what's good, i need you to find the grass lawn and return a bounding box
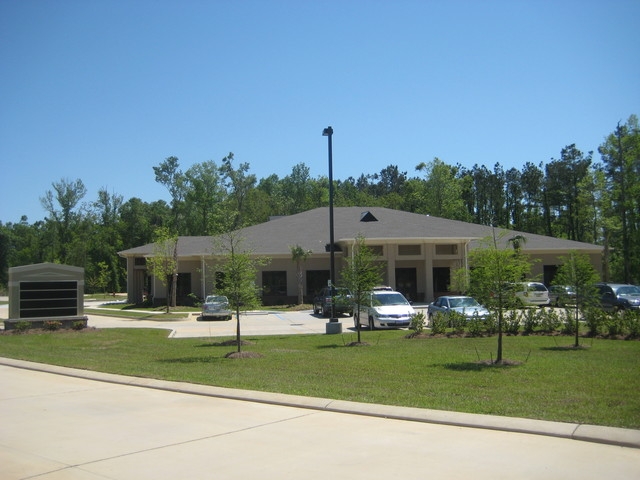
[1,327,638,429]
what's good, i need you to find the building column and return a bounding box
[424,244,434,303]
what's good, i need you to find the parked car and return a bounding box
[549,285,577,307]
[200,295,232,320]
[427,296,490,324]
[512,282,550,307]
[313,287,353,317]
[354,289,415,330]
[595,283,640,311]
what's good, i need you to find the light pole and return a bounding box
[322,126,339,327]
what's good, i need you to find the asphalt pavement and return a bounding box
[1,299,640,479]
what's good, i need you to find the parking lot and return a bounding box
[77,300,428,338]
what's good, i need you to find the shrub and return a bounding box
[504,309,521,335]
[72,320,86,331]
[605,312,624,337]
[430,312,447,335]
[584,307,607,337]
[409,311,426,335]
[539,308,562,334]
[561,311,577,335]
[483,314,497,336]
[14,320,31,333]
[449,311,466,335]
[522,308,539,335]
[622,310,640,338]
[43,320,63,331]
[467,315,485,337]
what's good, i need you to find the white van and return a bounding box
[513,282,550,307]
[354,290,415,329]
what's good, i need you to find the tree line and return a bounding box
[1,115,638,293]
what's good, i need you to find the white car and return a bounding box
[354,290,415,330]
[513,282,550,307]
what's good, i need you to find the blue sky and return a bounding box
[1,0,638,224]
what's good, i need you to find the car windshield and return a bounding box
[205,296,227,303]
[450,297,480,308]
[373,293,409,306]
[528,283,547,292]
[617,286,640,295]
[332,288,351,296]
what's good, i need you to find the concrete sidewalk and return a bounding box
[1,358,639,480]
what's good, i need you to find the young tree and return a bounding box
[290,244,312,305]
[457,230,532,363]
[217,233,268,354]
[145,226,178,313]
[341,235,384,344]
[552,251,600,348]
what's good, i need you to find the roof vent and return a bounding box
[360,211,378,222]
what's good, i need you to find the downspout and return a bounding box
[201,255,206,300]
[464,240,470,289]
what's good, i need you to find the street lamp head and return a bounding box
[322,126,333,136]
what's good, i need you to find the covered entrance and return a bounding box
[395,268,417,302]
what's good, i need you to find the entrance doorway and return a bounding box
[395,268,417,302]
[433,267,450,296]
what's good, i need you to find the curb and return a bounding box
[2,357,639,450]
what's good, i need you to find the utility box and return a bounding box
[5,263,87,330]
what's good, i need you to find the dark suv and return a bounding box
[313,287,353,317]
[595,283,640,311]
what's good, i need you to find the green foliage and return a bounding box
[466,315,485,337]
[409,310,426,335]
[504,309,521,335]
[14,320,31,333]
[458,230,533,361]
[584,307,608,337]
[430,312,447,335]
[539,308,562,334]
[290,244,312,305]
[216,233,269,352]
[622,310,640,338]
[448,311,466,335]
[71,320,86,331]
[483,314,497,335]
[341,235,384,342]
[521,309,539,335]
[146,226,178,312]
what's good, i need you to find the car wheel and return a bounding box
[322,306,330,318]
[369,317,375,331]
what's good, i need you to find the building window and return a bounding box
[435,244,458,255]
[398,244,421,256]
[262,271,287,296]
[134,257,146,266]
[369,245,384,256]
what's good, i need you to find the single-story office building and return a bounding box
[118,207,604,306]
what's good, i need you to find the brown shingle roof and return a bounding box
[118,207,603,257]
